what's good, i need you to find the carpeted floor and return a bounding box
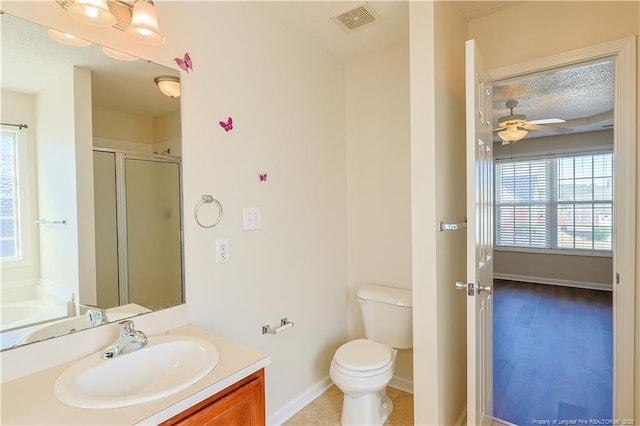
[493,280,613,425]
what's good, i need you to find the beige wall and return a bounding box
[434,2,470,423]
[410,1,469,424]
[92,106,154,144]
[1,2,349,419]
[345,43,413,386]
[636,2,640,419]
[468,0,639,419]
[34,68,90,302]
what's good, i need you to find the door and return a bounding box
[465,39,494,426]
[125,157,183,310]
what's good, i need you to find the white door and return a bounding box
[465,39,494,426]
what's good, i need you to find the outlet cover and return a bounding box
[215,238,229,263]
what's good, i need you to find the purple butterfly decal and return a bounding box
[259,173,267,182]
[174,53,193,73]
[219,117,233,132]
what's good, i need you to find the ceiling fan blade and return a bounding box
[523,123,572,134]
[527,118,566,125]
[493,126,507,132]
[562,110,614,127]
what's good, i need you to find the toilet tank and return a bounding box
[357,284,413,349]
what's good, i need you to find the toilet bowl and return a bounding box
[330,339,396,425]
[330,284,412,426]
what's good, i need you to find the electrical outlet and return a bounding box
[215,238,229,263]
[243,207,261,230]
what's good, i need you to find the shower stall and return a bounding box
[93,149,183,310]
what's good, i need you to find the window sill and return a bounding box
[494,246,613,258]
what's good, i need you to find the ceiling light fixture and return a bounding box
[154,76,180,98]
[102,46,138,61]
[56,0,165,44]
[47,29,93,47]
[67,0,116,27]
[126,0,165,45]
[498,123,528,143]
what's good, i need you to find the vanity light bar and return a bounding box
[56,0,132,31]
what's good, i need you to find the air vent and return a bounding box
[331,2,380,32]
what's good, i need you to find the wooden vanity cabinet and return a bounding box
[160,369,265,426]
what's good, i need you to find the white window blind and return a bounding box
[0,129,21,261]
[495,153,613,252]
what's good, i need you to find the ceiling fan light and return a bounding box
[498,124,528,143]
[155,76,180,98]
[68,0,116,27]
[126,0,165,45]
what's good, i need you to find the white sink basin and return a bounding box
[54,335,219,408]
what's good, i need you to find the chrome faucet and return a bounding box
[83,305,108,327]
[101,320,148,359]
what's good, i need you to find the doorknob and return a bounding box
[455,281,474,296]
[477,283,492,294]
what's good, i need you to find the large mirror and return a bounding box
[0,12,183,350]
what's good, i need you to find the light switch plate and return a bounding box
[243,208,261,230]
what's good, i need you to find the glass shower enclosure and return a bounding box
[93,150,183,310]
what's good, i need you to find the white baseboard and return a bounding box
[493,273,612,292]
[455,406,467,426]
[267,374,414,425]
[389,375,413,394]
[267,376,333,426]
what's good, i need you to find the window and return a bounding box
[1,128,22,261]
[495,152,613,252]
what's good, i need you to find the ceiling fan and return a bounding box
[494,99,568,144]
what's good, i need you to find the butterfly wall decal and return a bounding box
[174,53,193,73]
[259,173,268,182]
[219,117,233,132]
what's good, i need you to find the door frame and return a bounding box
[489,37,636,419]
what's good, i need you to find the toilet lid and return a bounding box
[333,339,392,372]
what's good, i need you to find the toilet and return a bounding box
[330,284,413,425]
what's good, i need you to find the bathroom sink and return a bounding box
[54,335,219,408]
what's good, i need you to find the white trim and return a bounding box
[494,273,612,292]
[490,36,636,420]
[266,376,333,426]
[493,144,613,161]
[455,406,467,426]
[388,375,413,394]
[490,416,519,426]
[494,247,613,258]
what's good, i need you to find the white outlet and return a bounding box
[243,208,262,230]
[215,238,229,263]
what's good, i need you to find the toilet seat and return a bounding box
[332,339,393,377]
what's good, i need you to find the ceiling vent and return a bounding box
[331,2,380,32]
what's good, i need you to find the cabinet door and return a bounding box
[162,369,265,426]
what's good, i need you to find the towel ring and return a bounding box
[194,195,223,228]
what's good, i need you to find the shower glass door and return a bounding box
[93,150,183,310]
[124,157,182,310]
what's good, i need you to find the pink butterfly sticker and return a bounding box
[174,53,193,73]
[259,173,268,182]
[219,117,233,132]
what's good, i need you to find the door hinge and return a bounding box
[616,273,620,284]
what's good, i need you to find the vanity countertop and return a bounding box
[0,324,271,425]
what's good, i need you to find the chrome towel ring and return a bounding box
[194,194,223,228]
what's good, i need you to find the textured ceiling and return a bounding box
[493,60,615,141]
[1,13,179,117]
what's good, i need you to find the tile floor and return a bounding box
[283,384,514,425]
[283,385,414,426]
